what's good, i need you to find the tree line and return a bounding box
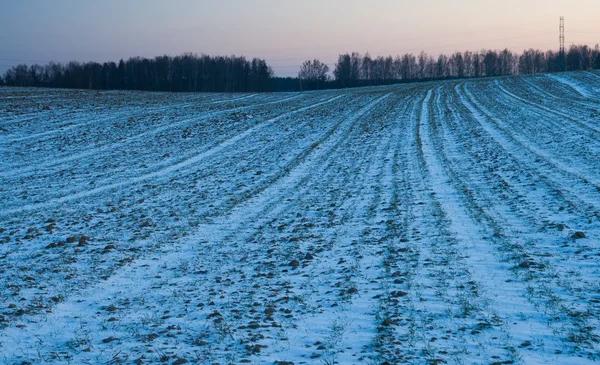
[0,53,273,92]
[1,44,599,92]
[298,44,600,90]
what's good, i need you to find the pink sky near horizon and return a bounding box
[1,0,599,76]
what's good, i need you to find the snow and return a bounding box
[546,73,596,98]
[1,72,599,364]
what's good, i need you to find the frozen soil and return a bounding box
[1,72,599,364]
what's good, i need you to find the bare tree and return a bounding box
[298,59,329,90]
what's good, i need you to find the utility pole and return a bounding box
[559,16,565,55]
[559,16,566,71]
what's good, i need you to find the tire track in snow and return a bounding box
[0,94,344,216]
[362,87,504,363]
[494,79,600,136]
[0,93,375,337]
[520,75,600,109]
[448,82,600,281]
[546,74,594,98]
[0,102,192,144]
[445,84,588,246]
[391,89,476,363]
[0,94,304,178]
[209,93,258,104]
[454,83,600,358]
[0,92,219,131]
[0,105,109,128]
[458,82,600,213]
[429,85,600,362]
[273,93,403,364]
[0,94,306,183]
[491,79,600,185]
[397,87,522,364]
[0,92,394,364]
[189,92,394,362]
[361,88,467,363]
[192,93,392,242]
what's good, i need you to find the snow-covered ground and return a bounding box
[1,71,599,364]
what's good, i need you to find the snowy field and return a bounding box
[1,71,600,365]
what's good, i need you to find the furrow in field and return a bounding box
[0,104,109,128]
[489,79,600,184]
[0,94,346,216]
[0,101,195,144]
[2,74,600,364]
[0,90,253,129]
[409,87,521,364]
[452,83,600,360]
[0,91,394,364]
[0,92,374,324]
[0,91,284,152]
[209,93,258,104]
[515,74,600,110]
[437,84,600,362]
[457,81,600,226]
[458,82,600,214]
[520,75,563,100]
[0,93,302,185]
[271,93,404,364]
[546,74,595,98]
[0,91,212,132]
[186,93,394,362]
[0,91,379,328]
[445,84,600,278]
[359,87,510,364]
[0,93,304,177]
[516,74,600,109]
[494,79,600,136]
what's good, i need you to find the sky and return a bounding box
[1,0,599,76]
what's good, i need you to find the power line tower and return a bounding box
[559,16,565,54]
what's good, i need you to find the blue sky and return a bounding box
[1,0,599,76]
